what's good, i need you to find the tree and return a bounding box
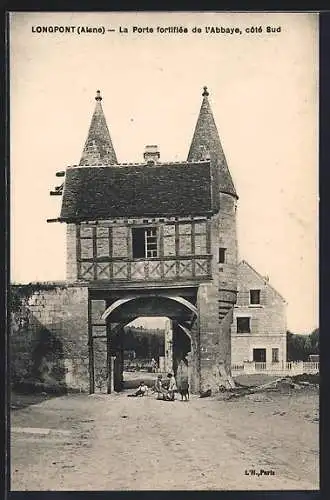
[309,328,319,353]
[287,328,319,361]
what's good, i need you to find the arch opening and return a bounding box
[92,294,197,394]
[107,316,193,393]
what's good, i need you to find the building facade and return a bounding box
[46,87,239,393]
[231,260,287,365]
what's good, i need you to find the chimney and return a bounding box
[144,145,160,165]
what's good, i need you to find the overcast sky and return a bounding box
[10,12,318,334]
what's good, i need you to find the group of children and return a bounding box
[128,373,189,401]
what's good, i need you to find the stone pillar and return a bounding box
[90,299,107,393]
[158,356,165,372]
[164,318,173,373]
[198,283,224,393]
[188,320,200,394]
[218,307,234,375]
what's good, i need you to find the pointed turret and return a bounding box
[79,90,118,166]
[187,87,237,198]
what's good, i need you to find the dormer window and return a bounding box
[132,227,158,258]
[250,289,261,305]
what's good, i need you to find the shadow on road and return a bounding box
[10,391,61,411]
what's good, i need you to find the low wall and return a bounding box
[10,283,89,393]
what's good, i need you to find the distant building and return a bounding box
[231,260,287,365]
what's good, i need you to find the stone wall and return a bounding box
[195,192,238,393]
[231,334,286,365]
[66,224,78,282]
[10,283,89,392]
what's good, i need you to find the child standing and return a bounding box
[166,373,177,401]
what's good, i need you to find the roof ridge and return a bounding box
[67,160,211,169]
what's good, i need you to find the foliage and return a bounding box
[10,290,23,313]
[122,326,165,359]
[11,379,68,395]
[287,328,319,361]
[95,368,108,390]
[10,283,67,312]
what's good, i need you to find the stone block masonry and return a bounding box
[10,283,89,392]
[66,224,78,281]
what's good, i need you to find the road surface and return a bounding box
[11,388,319,491]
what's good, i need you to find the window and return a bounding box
[253,348,266,363]
[145,228,158,257]
[219,248,226,264]
[250,289,261,305]
[237,317,250,333]
[272,348,279,363]
[132,227,158,258]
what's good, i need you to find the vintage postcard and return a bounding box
[9,11,319,491]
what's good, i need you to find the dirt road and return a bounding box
[10,388,319,491]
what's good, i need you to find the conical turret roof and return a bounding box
[187,87,237,198]
[79,90,117,166]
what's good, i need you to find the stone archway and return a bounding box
[101,295,198,322]
[89,290,199,394]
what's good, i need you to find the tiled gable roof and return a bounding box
[60,162,215,220]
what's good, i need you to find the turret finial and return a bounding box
[202,86,209,97]
[79,88,117,166]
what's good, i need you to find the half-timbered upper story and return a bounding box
[60,159,217,284]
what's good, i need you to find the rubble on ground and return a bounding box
[218,373,319,400]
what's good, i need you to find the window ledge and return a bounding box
[132,257,159,261]
[234,305,264,309]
